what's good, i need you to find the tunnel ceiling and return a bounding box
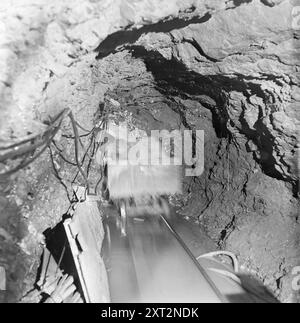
[0,0,299,303]
[95,0,299,189]
[1,0,298,187]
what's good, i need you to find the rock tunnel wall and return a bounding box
[0,0,299,302]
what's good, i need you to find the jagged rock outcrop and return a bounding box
[0,0,299,303]
[98,0,299,187]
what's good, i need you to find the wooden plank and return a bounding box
[64,195,110,303]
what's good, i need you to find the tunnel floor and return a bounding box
[0,0,299,304]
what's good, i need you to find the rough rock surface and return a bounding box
[0,0,299,303]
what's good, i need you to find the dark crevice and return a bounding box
[232,0,253,5]
[182,38,220,63]
[260,0,276,7]
[95,13,212,59]
[124,45,266,137]
[44,223,85,301]
[225,0,253,10]
[125,46,271,103]
[218,215,236,247]
[239,105,285,183]
[253,114,284,179]
[117,45,297,191]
